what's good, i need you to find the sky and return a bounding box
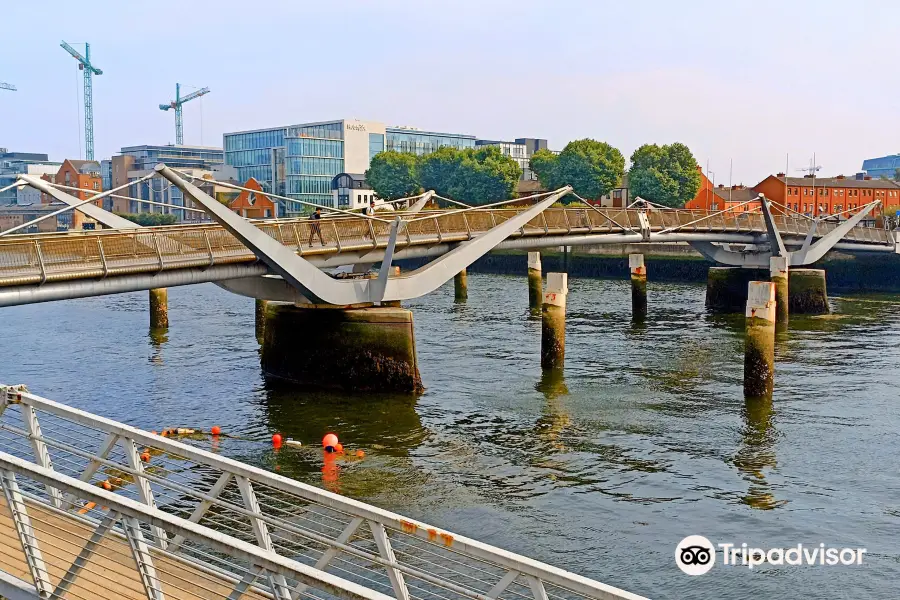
[1,0,897,185]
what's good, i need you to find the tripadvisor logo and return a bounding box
[675,536,867,575]
[676,535,715,576]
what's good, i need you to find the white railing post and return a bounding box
[122,515,166,600]
[123,437,168,549]
[22,403,62,508]
[0,469,52,597]
[369,521,411,600]
[236,475,292,599]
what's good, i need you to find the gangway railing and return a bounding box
[0,384,646,600]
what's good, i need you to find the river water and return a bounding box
[1,274,898,599]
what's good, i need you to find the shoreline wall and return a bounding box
[398,246,900,293]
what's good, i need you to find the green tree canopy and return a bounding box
[114,212,178,226]
[628,142,701,208]
[418,146,465,198]
[406,145,521,205]
[364,151,420,200]
[449,146,521,204]
[530,139,625,199]
[894,167,900,181]
[529,148,561,189]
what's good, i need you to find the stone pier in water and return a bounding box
[744,281,776,398]
[260,303,423,393]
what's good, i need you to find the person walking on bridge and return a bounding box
[363,199,376,240]
[308,206,325,246]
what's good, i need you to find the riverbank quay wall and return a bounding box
[406,246,900,293]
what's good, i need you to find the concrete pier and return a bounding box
[528,252,542,314]
[629,254,647,320]
[149,288,169,329]
[788,269,829,314]
[744,281,776,398]
[454,269,468,302]
[541,273,567,370]
[769,256,789,323]
[706,267,764,312]
[255,299,268,341]
[260,303,422,393]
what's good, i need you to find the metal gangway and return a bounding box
[0,384,645,600]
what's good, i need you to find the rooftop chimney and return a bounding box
[864,175,872,180]
[718,184,724,188]
[836,174,845,179]
[776,172,785,177]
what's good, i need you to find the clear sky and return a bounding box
[1,0,897,185]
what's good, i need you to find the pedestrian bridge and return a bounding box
[0,384,644,600]
[0,164,896,307]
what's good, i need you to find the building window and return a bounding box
[93,182,99,190]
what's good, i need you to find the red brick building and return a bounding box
[685,167,759,212]
[42,159,103,229]
[754,173,900,218]
[228,178,277,219]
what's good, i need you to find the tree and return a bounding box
[530,148,561,190]
[894,168,900,181]
[418,146,465,198]
[114,212,178,226]
[419,146,520,205]
[629,142,701,208]
[532,139,624,199]
[365,151,420,200]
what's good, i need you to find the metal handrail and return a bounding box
[0,450,395,600]
[0,385,646,600]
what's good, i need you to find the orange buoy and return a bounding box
[356,449,365,458]
[272,433,283,448]
[211,425,221,436]
[334,443,344,454]
[101,480,112,491]
[140,452,151,463]
[322,433,339,449]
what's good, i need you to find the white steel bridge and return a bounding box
[0,164,896,307]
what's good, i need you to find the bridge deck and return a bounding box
[0,496,268,600]
[0,207,891,288]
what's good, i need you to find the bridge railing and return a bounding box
[0,207,890,288]
[0,385,645,600]
[0,450,395,600]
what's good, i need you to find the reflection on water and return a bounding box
[733,395,784,510]
[1,277,899,599]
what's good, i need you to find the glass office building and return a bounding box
[118,145,224,171]
[385,127,476,155]
[224,120,474,214]
[862,154,900,179]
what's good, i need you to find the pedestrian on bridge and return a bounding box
[308,207,325,246]
[363,199,377,240]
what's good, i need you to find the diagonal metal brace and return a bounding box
[406,190,435,214]
[758,194,787,257]
[18,174,140,230]
[371,217,401,303]
[790,201,880,265]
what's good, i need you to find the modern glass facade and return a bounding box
[224,120,475,214]
[285,122,344,210]
[101,159,112,191]
[862,154,900,179]
[385,128,476,155]
[0,152,61,205]
[119,145,224,172]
